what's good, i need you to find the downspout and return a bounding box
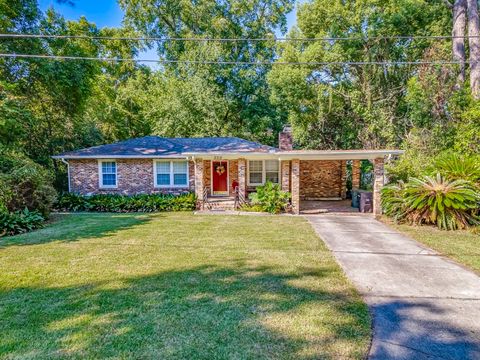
[61,158,71,193]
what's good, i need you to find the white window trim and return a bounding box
[153,160,189,188]
[247,159,280,186]
[98,160,118,189]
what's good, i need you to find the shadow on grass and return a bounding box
[0,213,152,248]
[0,265,370,359]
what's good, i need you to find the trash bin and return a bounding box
[351,189,360,208]
[359,191,373,213]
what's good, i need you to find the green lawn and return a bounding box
[389,222,480,273]
[0,213,370,359]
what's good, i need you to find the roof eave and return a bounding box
[51,154,191,160]
[52,149,404,160]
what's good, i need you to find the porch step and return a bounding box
[204,197,236,211]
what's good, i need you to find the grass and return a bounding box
[388,221,480,273]
[0,212,370,359]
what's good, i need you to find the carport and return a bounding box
[277,150,404,216]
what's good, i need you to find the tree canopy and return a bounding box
[0,0,479,190]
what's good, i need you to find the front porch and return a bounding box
[193,153,389,215]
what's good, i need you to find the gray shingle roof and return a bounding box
[53,136,277,158]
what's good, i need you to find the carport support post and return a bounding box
[341,160,347,199]
[352,160,361,189]
[194,158,204,208]
[373,157,385,217]
[291,159,300,214]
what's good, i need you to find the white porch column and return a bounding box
[373,157,385,217]
[291,159,300,214]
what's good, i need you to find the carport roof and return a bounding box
[276,149,404,160]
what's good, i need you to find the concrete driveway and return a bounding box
[306,214,480,360]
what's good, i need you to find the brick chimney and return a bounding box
[278,125,293,150]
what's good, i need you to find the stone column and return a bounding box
[340,160,347,199]
[291,159,300,214]
[352,160,361,189]
[238,158,247,200]
[373,157,385,217]
[194,159,204,207]
[281,160,290,192]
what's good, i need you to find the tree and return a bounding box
[118,0,295,144]
[268,0,451,149]
[0,3,138,188]
[449,0,467,86]
[467,0,480,98]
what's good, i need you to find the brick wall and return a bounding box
[70,159,99,194]
[281,160,290,192]
[69,157,347,201]
[229,160,238,196]
[69,159,194,195]
[299,160,345,199]
[352,160,361,189]
[278,125,293,150]
[203,160,211,192]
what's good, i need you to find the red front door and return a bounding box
[212,161,228,195]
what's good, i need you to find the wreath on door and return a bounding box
[215,164,226,176]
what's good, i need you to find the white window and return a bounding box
[99,161,117,188]
[248,160,263,185]
[248,160,279,185]
[265,160,279,183]
[154,160,189,187]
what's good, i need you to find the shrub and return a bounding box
[0,208,45,237]
[248,182,290,214]
[382,174,480,230]
[55,192,196,213]
[0,149,56,216]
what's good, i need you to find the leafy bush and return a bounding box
[382,174,480,230]
[0,208,45,237]
[0,148,56,216]
[385,129,438,183]
[247,182,290,214]
[55,192,196,213]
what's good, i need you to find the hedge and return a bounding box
[55,193,196,213]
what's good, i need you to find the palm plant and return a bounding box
[403,174,480,230]
[381,181,406,221]
[433,153,480,184]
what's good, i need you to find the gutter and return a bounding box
[51,155,191,160]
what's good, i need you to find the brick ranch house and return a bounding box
[53,127,403,214]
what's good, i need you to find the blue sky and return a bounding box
[38,0,298,64]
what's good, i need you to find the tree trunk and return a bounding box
[467,0,480,98]
[453,0,467,86]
